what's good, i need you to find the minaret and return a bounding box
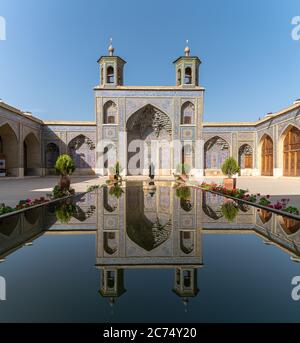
[173,40,201,87]
[173,267,199,306]
[97,38,126,87]
[99,268,126,305]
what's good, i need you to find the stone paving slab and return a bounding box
[0,176,104,207]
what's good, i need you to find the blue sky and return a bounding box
[0,0,299,122]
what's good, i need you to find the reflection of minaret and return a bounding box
[173,267,199,311]
[99,268,126,306]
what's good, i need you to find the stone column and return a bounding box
[18,123,24,178]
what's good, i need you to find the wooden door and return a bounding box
[261,136,273,176]
[283,127,300,176]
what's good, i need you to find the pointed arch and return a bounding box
[280,124,300,176]
[68,134,96,172]
[184,67,192,84]
[204,136,230,171]
[0,123,19,176]
[23,132,41,176]
[181,101,195,125]
[106,66,114,83]
[126,104,172,176]
[239,144,253,169]
[45,142,59,171]
[259,134,273,176]
[103,100,118,124]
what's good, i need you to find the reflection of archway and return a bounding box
[0,214,19,237]
[0,123,19,176]
[126,185,172,251]
[127,215,172,251]
[204,136,229,173]
[23,133,41,176]
[103,232,118,255]
[282,126,300,176]
[258,209,272,224]
[279,216,300,235]
[180,231,194,254]
[68,135,95,173]
[202,192,223,220]
[260,135,273,176]
[103,186,117,212]
[24,208,40,226]
[126,104,172,176]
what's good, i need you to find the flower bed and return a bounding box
[198,182,300,220]
[0,197,50,216]
[15,197,49,210]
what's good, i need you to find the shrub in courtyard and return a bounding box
[221,157,240,178]
[55,154,75,192]
[221,157,240,190]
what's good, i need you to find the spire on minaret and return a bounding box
[108,38,114,56]
[184,40,190,57]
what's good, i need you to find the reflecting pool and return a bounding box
[0,181,300,323]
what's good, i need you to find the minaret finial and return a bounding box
[184,39,190,57]
[108,37,114,56]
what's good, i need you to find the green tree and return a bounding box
[221,157,240,178]
[55,154,75,192]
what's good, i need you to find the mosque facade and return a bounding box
[1,42,300,178]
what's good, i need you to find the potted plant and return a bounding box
[55,154,75,192]
[175,163,191,183]
[221,157,240,190]
[109,162,122,181]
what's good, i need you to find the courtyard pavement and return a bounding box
[0,175,300,208]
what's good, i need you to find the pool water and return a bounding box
[0,181,300,323]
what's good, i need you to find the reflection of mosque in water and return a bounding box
[97,182,202,306]
[1,182,300,307]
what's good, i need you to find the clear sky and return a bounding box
[0,0,299,122]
